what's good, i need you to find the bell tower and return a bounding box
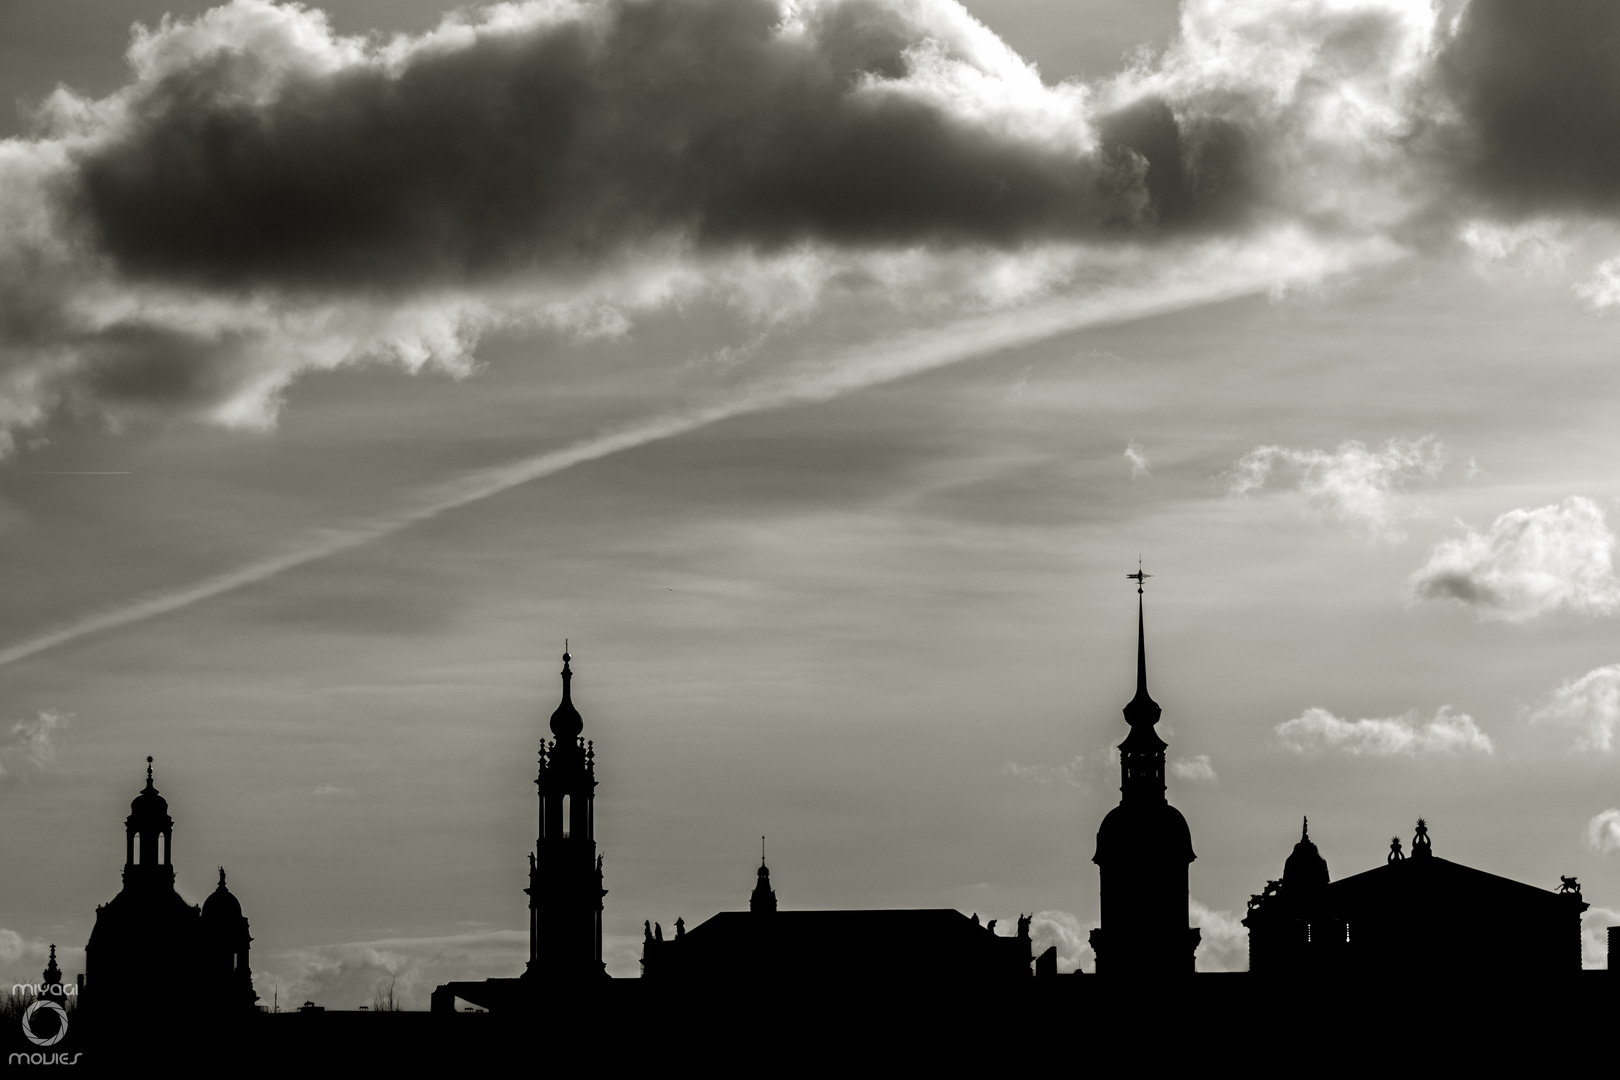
[125,756,175,889]
[1090,569,1199,975]
[526,648,608,982]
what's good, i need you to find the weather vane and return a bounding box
[1126,558,1151,594]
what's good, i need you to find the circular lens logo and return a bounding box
[21,1000,68,1047]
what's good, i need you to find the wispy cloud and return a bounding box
[1409,496,1620,620]
[0,710,69,777]
[0,232,1384,669]
[1526,664,1620,751]
[1226,436,1444,542]
[1001,755,1087,788]
[1586,810,1620,854]
[254,929,528,1011]
[1275,705,1492,756]
[1123,441,1151,479]
[1170,754,1216,781]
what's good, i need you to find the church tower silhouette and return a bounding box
[526,648,608,982]
[1090,573,1200,975]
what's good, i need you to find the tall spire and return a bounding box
[1123,565,1161,729]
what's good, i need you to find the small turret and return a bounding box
[751,839,777,914]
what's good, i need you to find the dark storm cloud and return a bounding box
[1440,0,1620,215]
[14,0,1619,452]
[61,0,1248,291]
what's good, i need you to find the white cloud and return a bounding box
[1527,665,1620,752]
[1575,257,1620,310]
[1586,810,1620,854]
[0,710,69,778]
[1275,705,1492,756]
[1123,441,1151,479]
[1409,496,1620,620]
[1226,436,1444,541]
[1001,755,1086,787]
[1028,909,1095,974]
[1460,218,1573,275]
[1171,754,1216,781]
[1190,899,1247,972]
[1582,906,1620,969]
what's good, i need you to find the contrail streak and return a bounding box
[0,234,1393,668]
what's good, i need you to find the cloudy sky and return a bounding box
[2,0,1620,1004]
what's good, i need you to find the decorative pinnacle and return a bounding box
[1302,816,1309,841]
[146,755,154,782]
[761,835,766,868]
[218,866,227,888]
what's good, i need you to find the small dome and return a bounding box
[1283,818,1329,890]
[202,867,243,921]
[130,756,168,817]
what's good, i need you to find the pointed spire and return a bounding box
[1122,567,1161,730]
[1302,816,1310,842]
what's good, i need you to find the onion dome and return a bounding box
[203,866,243,921]
[549,648,584,740]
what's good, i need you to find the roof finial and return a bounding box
[146,755,153,782]
[1302,816,1309,842]
[218,866,227,888]
[761,835,766,868]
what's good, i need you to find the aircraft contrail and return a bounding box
[0,234,1393,669]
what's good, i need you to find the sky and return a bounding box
[1,0,1619,1006]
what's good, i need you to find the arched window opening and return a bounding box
[562,795,571,839]
[157,833,165,865]
[132,833,140,864]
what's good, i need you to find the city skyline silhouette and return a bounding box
[4,1,1620,1063]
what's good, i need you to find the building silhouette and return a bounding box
[1089,575,1199,975]
[1244,818,1588,975]
[433,650,608,1012]
[639,856,1034,983]
[527,648,608,983]
[83,758,256,1015]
